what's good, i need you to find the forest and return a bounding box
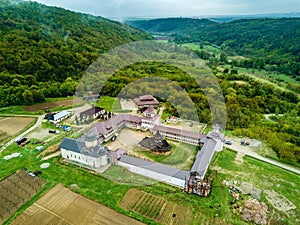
[128,17,300,78]
[98,61,300,166]
[0,0,151,106]
[0,1,299,166]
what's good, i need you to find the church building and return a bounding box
[60,134,109,168]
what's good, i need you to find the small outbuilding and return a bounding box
[48,110,71,123]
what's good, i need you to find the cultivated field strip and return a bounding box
[10,184,145,225]
[120,189,192,225]
[0,170,45,224]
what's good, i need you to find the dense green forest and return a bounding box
[128,17,300,78]
[0,1,299,165]
[127,18,216,33]
[0,0,151,106]
[98,61,300,166]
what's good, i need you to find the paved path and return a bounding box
[224,138,300,175]
[0,114,44,153]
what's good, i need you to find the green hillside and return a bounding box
[128,17,300,78]
[127,17,217,33]
[0,0,151,82]
[0,0,151,106]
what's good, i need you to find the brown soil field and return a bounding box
[0,117,34,136]
[22,98,84,112]
[120,189,192,225]
[10,184,145,225]
[0,170,45,224]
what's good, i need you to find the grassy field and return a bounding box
[135,142,198,170]
[181,43,222,55]
[234,67,300,95]
[1,141,299,224]
[95,96,123,112]
[0,106,38,115]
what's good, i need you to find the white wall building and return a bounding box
[49,110,71,123]
[118,155,189,188]
[60,135,109,168]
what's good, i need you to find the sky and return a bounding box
[30,0,300,19]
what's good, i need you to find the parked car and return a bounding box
[62,125,70,132]
[225,140,232,145]
[49,129,60,134]
[36,146,44,151]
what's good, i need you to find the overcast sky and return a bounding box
[31,0,300,19]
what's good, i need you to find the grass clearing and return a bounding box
[96,96,122,112]
[134,142,198,170]
[0,106,37,115]
[211,148,300,224]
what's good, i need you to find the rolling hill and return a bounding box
[127,17,217,34]
[128,17,300,78]
[0,0,151,82]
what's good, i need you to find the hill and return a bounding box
[0,0,151,82]
[128,17,300,78]
[0,0,151,106]
[127,17,217,34]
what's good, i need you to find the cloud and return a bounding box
[30,0,300,18]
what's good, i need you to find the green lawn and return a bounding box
[95,96,123,112]
[134,142,197,170]
[0,106,38,115]
[1,142,299,225]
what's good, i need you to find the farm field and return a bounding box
[0,170,45,224]
[1,142,299,224]
[0,117,35,136]
[21,97,84,112]
[120,189,192,225]
[10,184,145,225]
[0,117,35,144]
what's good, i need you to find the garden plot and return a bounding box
[120,189,192,225]
[10,184,145,225]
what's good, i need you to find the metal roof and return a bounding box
[53,110,70,121]
[60,138,108,157]
[119,155,189,180]
[190,138,217,178]
[60,138,84,153]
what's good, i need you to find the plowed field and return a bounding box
[10,184,145,225]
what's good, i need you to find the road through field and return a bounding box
[0,114,44,153]
[224,137,300,175]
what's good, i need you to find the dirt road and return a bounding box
[224,136,300,175]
